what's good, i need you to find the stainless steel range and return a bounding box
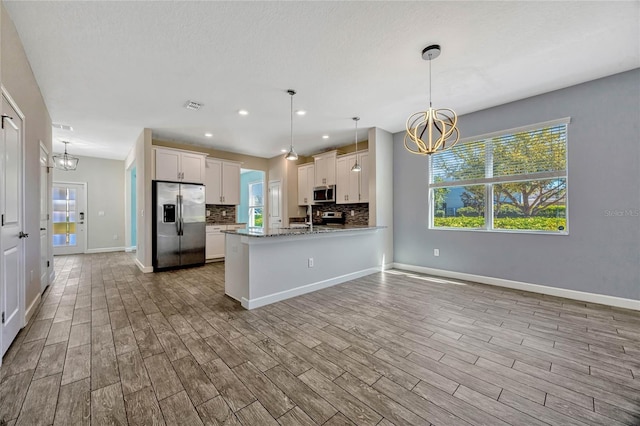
[321,211,346,226]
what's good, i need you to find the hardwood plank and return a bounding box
[334,372,429,426]
[68,323,92,348]
[298,369,382,426]
[54,378,90,426]
[372,376,470,426]
[253,338,311,377]
[144,353,184,401]
[90,382,128,426]
[342,346,419,390]
[235,401,278,426]
[113,326,138,355]
[298,323,351,350]
[33,342,66,380]
[201,358,256,412]
[594,399,640,426]
[181,334,219,365]
[0,369,33,422]
[312,343,380,385]
[498,389,587,426]
[228,335,279,372]
[195,395,242,426]
[172,356,219,406]
[264,364,337,424]
[204,333,247,368]
[323,412,357,426]
[123,386,166,426]
[412,380,510,426]
[156,330,190,361]
[91,345,120,390]
[61,343,91,385]
[439,354,545,404]
[159,390,204,426]
[22,319,52,343]
[232,361,295,418]
[134,327,165,358]
[6,339,45,375]
[15,373,61,426]
[285,341,343,380]
[545,394,627,426]
[453,385,547,426]
[277,406,316,426]
[118,350,151,395]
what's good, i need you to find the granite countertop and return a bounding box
[222,225,384,238]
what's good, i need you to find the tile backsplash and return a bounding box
[297,203,369,226]
[206,205,237,224]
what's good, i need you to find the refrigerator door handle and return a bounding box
[178,194,184,236]
[176,195,182,236]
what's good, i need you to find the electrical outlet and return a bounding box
[222,211,227,217]
[317,211,320,216]
[434,248,440,257]
[308,258,314,268]
[351,210,355,216]
[206,210,211,217]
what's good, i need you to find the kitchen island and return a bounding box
[223,226,386,309]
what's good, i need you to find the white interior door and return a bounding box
[1,94,24,357]
[268,180,282,231]
[52,182,86,255]
[40,144,50,292]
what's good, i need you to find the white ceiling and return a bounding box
[4,1,639,160]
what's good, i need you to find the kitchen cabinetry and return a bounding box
[313,151,337,187]
[297,163,316,205]
[154,147,207,183]
[336,150,369,204]
[205,159,241,205]
[206,224,246,260]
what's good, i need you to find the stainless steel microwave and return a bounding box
[313,186,335,202]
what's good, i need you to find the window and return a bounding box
[248,181,264,228]
[429,118,569,233]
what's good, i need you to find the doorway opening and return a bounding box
[240,169,265,230]
[52,182,87,255]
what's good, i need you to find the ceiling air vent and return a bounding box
[52,123,73,131]
[184,101,203,111]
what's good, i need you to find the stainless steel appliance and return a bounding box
[313,185,336,202]
[153,180,206,271]
[321,211,345,226]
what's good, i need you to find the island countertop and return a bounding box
[222,225,384,238]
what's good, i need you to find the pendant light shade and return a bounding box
[284,89,299,161]
[404,44,460,155]
[351,117,361,172]
[53,141,79,171]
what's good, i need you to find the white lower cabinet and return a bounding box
[206,224,246,260]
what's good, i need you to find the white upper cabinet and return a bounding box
[297,163,315,206]
[205,159,241,205]
[336,150,368,204]
[313,150,337,187]
[154,147,206,183]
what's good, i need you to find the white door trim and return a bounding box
[39,141,51,293]
[52,181,88,255]
[267,179,283,232]
[1,86,27,366]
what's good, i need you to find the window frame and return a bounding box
[428,117,570,235]
[247,180,264,229]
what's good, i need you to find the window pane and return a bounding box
[433,185,485,229]
[493,178,567,232]
[249,182,263,207]
[430,140,486,183]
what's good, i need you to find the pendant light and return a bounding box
[351,117,361,172]
[404,44,460,155]
[53,141,79,171]
[284,89,298,161]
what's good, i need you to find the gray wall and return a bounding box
[393,69,639,300]
[54,155,126,251]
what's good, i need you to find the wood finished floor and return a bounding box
[1,253,639,426]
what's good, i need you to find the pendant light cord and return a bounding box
[429,52,433,108]
[290,92,294,150]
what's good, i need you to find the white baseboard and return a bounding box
[134,257,153,273]
[86,247,125,254]
[393,263,640,311]
[25,294,41,324]
[125,246,137,253]
[240,267,381,310]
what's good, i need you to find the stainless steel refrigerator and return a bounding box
[153,180,206,271]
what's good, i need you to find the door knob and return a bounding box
[18,231,29,239]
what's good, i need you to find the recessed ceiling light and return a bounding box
[322,135,329,139]
[204,133,213,137]
[184,100,203,111]
[238,109,249,116]
[296,110,306,116]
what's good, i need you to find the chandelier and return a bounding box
[404,44,460,155]
[284,89,299,161]
[53,141,79,171]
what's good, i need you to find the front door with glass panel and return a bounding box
[52,183,86,255]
